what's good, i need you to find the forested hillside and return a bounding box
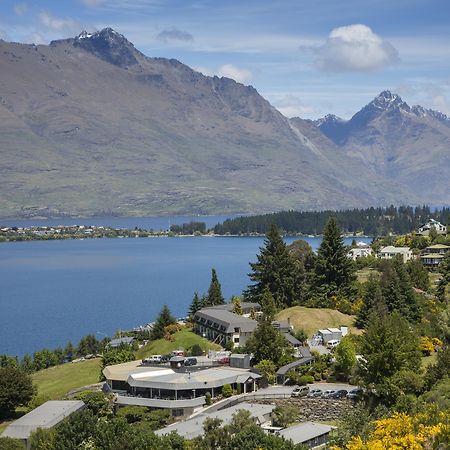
[213,205,450,235]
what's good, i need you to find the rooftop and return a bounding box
[379,246,411,252]
[194,308,258,333]
[102,359,151,381]
[277,421,335,444]
[2,401,85,440]
[155,402,274,439]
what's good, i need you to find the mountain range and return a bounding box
[0,28,448,218]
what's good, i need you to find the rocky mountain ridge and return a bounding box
[0,29,447,218]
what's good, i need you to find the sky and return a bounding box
[1,0,449,119]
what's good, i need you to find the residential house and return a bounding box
[420,244,449,268]
[108,336,135,348]
[155,402,274,439]
[378,246,413,263]
[193,308,258,347]
[418,219,447,236]
[347,244,373,260]
[277,422,335,449]
[2,401,85,448]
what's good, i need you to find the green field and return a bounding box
[31,358,101,401]
[136,329,221,359]
[276,306,358,337]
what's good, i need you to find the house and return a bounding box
[418,219,447,236]
[277,422,335,449]
[2,401,85,448]
[378,246,413,263]
[421,253,446,268]
[193,308,258,347]
[103,360,261,418]
[276,347,314,384]
[423,244,450,255]
[203,301,261,318]
[108,336,135,348]
[155,402,274,439]
[347,245,373,260]
[313,327,348,345]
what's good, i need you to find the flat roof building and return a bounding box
[155,402,274,439]
[104,361,261,418]
[2,400,85,448]
[277,421,335,448]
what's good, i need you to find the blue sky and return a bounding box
[1,0,449,119]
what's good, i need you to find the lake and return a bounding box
[0,219,371,357]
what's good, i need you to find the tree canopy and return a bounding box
[0,366,34,419]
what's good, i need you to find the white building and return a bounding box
[418,219,447,236]
[378,246,413,263]
[347,244,373,260]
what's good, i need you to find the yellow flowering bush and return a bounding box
[331,410,449,450]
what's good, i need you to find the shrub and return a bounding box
[190,344,203,356]
[299,375,314,384]
[236,384,242,395]
[222,384,233,398]
[205,392,212,406]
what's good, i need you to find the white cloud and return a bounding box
[14,3,28,16]
[316,24,399,72]
[272,95,316,118]
[38,11,80,32]
[195,64,253,83]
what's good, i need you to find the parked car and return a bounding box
[307,389,323,398]
[217,356,230,365]
[347,388,363,399]
[291,386,309,397]
[331,389,348,398]
[171,350,185,357]
[322,389,337,398]
[160,354,171,363]
[184,357,197,366]
[142,355,162,364]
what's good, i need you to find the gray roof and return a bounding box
[127,366,261,391]
[194,308,258,333]
[283,332,301,346]
[277,421,334,444]
[2,401,85,440]
[109,336,134,347]
[204,302,261,312]
[155,402,274,439]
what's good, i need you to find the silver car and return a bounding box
[307,389,323,398]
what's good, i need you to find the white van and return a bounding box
[326,339,340,349]
[142,355,162,364]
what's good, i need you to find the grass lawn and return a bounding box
[136,329,221,359]
[276,306,359,337]
[32,358,101,401]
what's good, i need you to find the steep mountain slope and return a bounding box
[315,91,450,205]
[0,30,423,217]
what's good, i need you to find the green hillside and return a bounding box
[276,306,358,337]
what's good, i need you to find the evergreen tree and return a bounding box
[245,317,293,367]
[245,224,297,308]
[204,269,225,307]
[188,292,203,318]
[231,296,244,315]
[356,274,383,328]
[358,312,421,404]
[259,287,277,320]
[151,305,176,340]
[406,259,430,291]
[437,252,450,302]
[312,217,356,302]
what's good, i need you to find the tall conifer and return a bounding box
[245,224,297,308]
[205,269,225,306]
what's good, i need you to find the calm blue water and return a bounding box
[0,231,371,357]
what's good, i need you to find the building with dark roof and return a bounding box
[277,421,335,448]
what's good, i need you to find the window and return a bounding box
[234,327,240,333]
[234,337,240,343]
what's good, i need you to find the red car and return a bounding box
[217,356,230,365]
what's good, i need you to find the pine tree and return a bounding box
[245,224,297,308]
[204,269,225,307]
[437,252,450,302]
[259,286,277,320]
[356,274,383,328]
[231,296,243,315]
[151,305,176,340]
[188,292,203,318]
[312,217,356,302]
